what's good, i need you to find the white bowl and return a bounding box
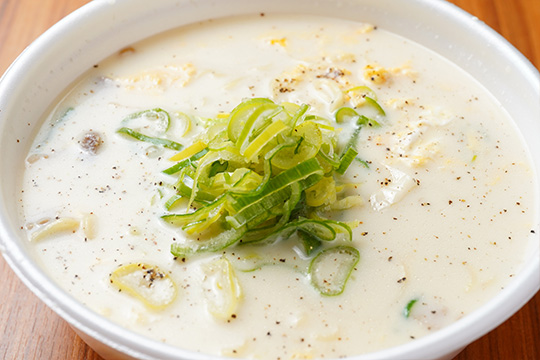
[0,0,538,359]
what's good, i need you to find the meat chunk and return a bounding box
[79,131,103,154]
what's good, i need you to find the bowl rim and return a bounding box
[0,0,538,359]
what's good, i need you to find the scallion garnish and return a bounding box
[119,95,385,295]
[404,299,419,318]
[117,127,183,150]
[309,246,360,296]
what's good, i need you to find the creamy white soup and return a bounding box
[20,14,538,359]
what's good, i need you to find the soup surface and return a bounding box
[19,14,538,359]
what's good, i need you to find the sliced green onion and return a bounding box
[227,98,274,142]
[169,140,207,162]
[164,194,183,210]
[346,85,378,101]
[231,157,323,212]
[288,103,309,129]
[239,182,302,243]
[295,219,336,241]
[298,230,322,256]
[243,218,337,247]
[187,148,248,208]
[336,147,359,175]
[365,96,386,116]
[162,148,209,175]
[403,299,418,318]
[121,108,171,136]
[335,106,359,124]
[173,178,216,203]
[340,112,380,156]
[171,226,246,257]
[271,121,322,169]
[236,103,283,153]
[323,220,353,242]
[208,160,229,178]
[309,246,360,296]
[117,127,183,151]
[243,119,289,161]
[53,107,75,126]
[162,194,230,228]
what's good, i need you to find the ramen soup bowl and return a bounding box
[0,0,538,359]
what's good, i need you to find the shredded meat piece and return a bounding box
[80,131,103,154]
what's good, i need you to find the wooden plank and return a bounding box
[0,0,538,359]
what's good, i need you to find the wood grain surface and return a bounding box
[0,0,538,359]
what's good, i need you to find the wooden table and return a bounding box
[0,0,538,359]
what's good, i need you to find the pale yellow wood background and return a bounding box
[0,0,538,359]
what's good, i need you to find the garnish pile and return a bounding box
[118,95,383,295]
